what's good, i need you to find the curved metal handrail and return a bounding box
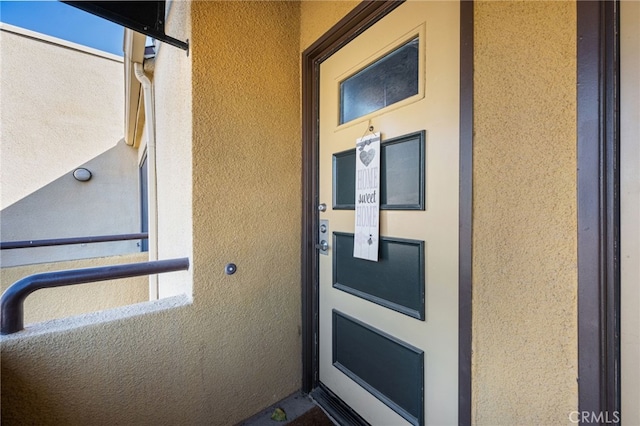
[1,233,149,250]
[0,257,189,335]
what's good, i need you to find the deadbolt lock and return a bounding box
[315,240,329,251]
[317,219,329,255]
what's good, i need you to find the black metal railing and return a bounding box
[0,257,189,335]
[1,233,148,250]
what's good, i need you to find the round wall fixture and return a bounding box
[225,263,237,275]
[73,168,92,182]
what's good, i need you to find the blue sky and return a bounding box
[0,1,124,56]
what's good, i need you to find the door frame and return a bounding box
[300,1,474,423]
[576,0,621,421]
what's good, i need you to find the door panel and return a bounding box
[318,2,460,425]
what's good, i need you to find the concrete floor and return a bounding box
[239,391,323,425]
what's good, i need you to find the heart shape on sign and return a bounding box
[359,148,376,167]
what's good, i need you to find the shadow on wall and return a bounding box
[0,139,142,267]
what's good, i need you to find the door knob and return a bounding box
[318,203,327,212]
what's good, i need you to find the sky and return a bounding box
[0,1,124,56]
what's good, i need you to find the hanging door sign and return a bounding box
[354,132,381,261]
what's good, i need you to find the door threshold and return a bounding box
[310,384,370,426]
[239,391,329,425]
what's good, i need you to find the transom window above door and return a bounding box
[339,36,419,124]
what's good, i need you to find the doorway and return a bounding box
[301,1,473,424]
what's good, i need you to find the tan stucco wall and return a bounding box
[1,296,196,425]
[189,0,302,414]
[0,253,149,325]
[472,1,578,424]
[2,2,302,425]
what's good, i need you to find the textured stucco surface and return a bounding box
[0,253,149,324]
[2,2,303,425]
[189,1,302,417]
[1,298,198,425]
[472,2,578,424]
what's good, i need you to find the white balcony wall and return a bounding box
[0,24,141,266]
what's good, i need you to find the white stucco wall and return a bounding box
[151,3,193,299]
[0,24,141,266]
